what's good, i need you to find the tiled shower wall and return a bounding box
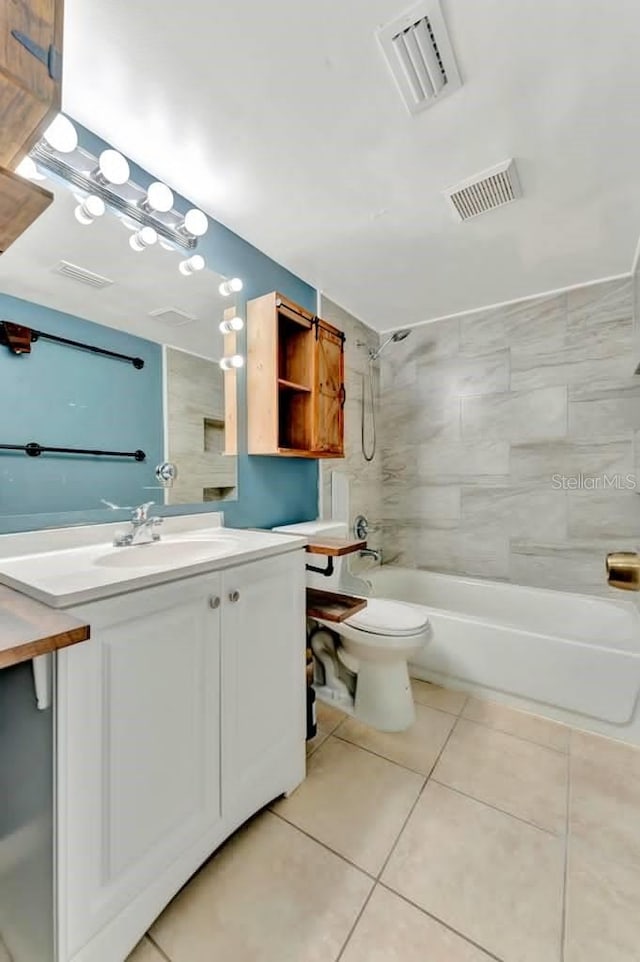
[319,296,383,560]
[378,276,640,595]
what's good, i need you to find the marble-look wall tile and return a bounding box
[416,350,510,399]
[462,386,567,442]
[413,524,510,580]
[510,539,639,595]
[568,381,640,439]
[379,276,639,596]
[382,483,461,526]
[418,439,510,484]
[510,440,633,483]
[462,486,568,542]
[567,489,640,538]
[461,293,567,356]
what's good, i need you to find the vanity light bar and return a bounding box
[30,141,199,252]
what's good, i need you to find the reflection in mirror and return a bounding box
[0,184,238,522]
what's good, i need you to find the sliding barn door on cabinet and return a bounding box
[312,320,345,456]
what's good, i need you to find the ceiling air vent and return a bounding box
[149,307,197,327]
[377,0,461,115]
[443,159,522,222]
[55,260,114,289]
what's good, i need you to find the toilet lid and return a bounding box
[346,598,429,637]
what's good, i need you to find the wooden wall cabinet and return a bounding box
[0,0,63,251]
[247,292,345,458]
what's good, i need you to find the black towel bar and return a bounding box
[0,442,146,461]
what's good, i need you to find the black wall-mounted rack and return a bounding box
[0,442,146,461]
[0,321,145,369]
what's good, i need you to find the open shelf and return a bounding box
[278,378,311,393]
[306,588,368,624]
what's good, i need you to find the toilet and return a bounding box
[273,520,430,732]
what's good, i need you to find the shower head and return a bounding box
[369,328,411,361]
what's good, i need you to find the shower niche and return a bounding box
[247,292,345,458]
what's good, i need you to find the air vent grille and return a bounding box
[149,307,197,327]
[55,260,113,289]
[377,0,461,115]
[444,160,521,222]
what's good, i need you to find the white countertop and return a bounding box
[0,513,307,609]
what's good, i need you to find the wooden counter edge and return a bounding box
[0,585,90,670]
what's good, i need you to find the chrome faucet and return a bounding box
[359,547,382,563]
[113,502,163,547]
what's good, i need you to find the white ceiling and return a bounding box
[0,186,231,360]
[62,0,640,331]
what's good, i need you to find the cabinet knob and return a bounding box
[209,596,221,609]
[228,590,240,603]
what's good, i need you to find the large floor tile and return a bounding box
[126,937,166,962]
[565,839,640,962]
[341,885,495,962]
[570,728,640,774]
[569,748,640,866]
[150,810,372,962]
[382,782,564,962]
[463,696,570,751]
[274,737,423,875]
[316,699,347,734]
[306,728,330,757]
[433,719,567,833]
[411,679,468,715]
[334,703,456,775]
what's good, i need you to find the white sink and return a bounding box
[93,538,241,569]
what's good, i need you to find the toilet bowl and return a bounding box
[317,598,430,731]
[273,520,430,732]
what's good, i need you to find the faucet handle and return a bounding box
[132,501,155,522]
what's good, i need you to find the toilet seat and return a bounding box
[346,598,429,637]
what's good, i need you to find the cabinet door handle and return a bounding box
[228,590,240,603]
[209,596,221,609]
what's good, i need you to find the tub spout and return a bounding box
[359,547,382,563]
[606,551,640,590]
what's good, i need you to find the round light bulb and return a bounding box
[219,315,244,334]
[74,194,105,225]
[146,181,174,212]
[43,114,78,153]
[219,354,245,371]
[15,156,45,181]
[129,226,158,251]
[183,208,208,237]
[98,149,130,185]
[178,254,206,275]
[218,277,243,297]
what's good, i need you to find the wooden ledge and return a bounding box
[306,588,367,623]
[305,538,366,557]
[0,585,90,670]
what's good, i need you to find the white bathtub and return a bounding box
[365,566,640,726]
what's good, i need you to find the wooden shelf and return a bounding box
[278,378,311,393]
[306,588,368,624]
[306,538,366,557]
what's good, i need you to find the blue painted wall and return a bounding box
[0,122,319,533]
[0,294,164,529]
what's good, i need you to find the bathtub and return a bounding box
[364,566,640,726]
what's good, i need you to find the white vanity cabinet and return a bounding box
[55,550,305,962]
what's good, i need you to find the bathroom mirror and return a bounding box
[0,185,239,524]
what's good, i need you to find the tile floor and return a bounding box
[128,680,640,962]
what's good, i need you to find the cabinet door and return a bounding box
[312,321,345,456]
[221,552,306,824]
[0,0,62,167]
[56,574,223,962]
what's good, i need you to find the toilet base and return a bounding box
[354,659,415,732]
